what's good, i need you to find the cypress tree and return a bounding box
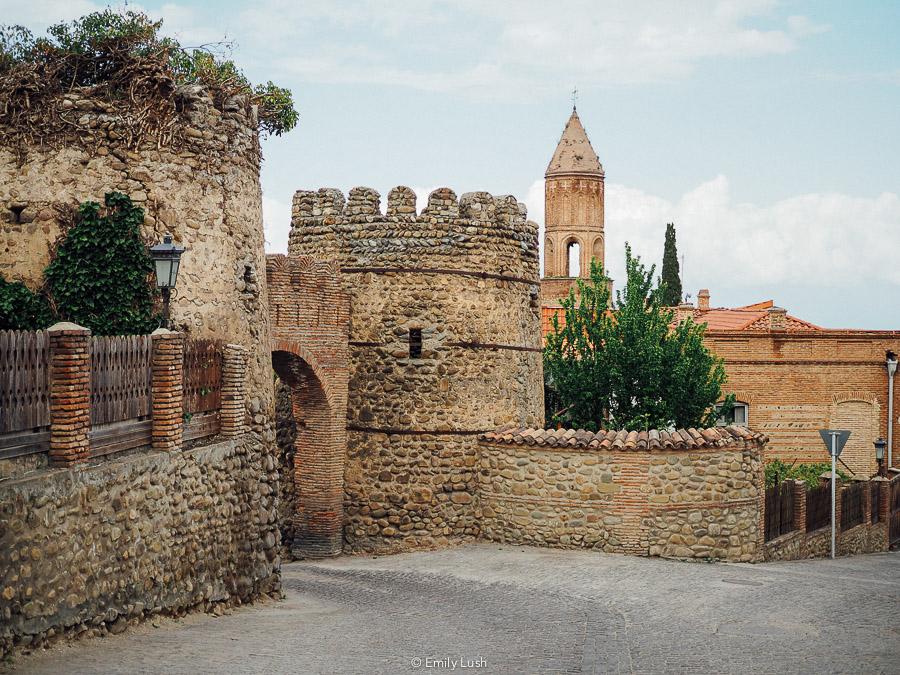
[660,222,682,306]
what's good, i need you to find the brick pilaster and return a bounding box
[48,322,91,466]
[151,328,184,451]
[220,344,248,437]
[877,477,891,523]
[792,479,807,534]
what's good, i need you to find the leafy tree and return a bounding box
[660,222,682,306]
[544,246,732,431]
[0,274,52,330]
[44,192,159,336]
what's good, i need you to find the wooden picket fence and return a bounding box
[0,330,225,459]
[0,330,51,458]
[90,335,153,426]
[183,338,223,441]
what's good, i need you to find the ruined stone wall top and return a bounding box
[0,85,260,171]
[288,187,540,282]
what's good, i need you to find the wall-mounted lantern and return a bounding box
[874,437,886,476]
[149,233,185,329]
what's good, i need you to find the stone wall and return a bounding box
[478,425,765,561]
[0,434,280,657]
[704,331,900,475]
[0,85,275,431]
[287,186,544,553]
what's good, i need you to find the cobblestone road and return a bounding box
[11,544,900,674]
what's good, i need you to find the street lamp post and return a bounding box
[149,234,185,329]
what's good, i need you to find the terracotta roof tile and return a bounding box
[481,425,767,449]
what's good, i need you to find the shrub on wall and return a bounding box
[544,245,732,431]
[765,458,849,488]
[0,9,298,144]
[0,274,52,330]
[44,192,159,336]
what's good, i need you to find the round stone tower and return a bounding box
[288,185,544,553]
[542,107,605,301]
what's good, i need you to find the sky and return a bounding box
[4,0,899,328]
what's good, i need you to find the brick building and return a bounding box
[539,109,900,478]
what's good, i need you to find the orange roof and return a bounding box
[541,301,822,339]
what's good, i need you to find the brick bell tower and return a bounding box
[541,106,605,301]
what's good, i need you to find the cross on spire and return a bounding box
[571,87,578,110]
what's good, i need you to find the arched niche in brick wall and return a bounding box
[272,349,345,559]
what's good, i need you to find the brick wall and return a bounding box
[266,254,350,558]
[705,331,900,475]
[478,425,766,562]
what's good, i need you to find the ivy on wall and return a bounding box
[0,275,52,330]
[0,192,160,335]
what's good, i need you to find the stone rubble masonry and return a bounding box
[762,476,894,561]
[266,255,350,558]
[47,322,91,467]
[478,425,767,562]
[0,84,275,445]
[0,435,281,658]
[221,344,249,437]
[703,330,900,475]
[285,186,544,554]
[150,329,184,452]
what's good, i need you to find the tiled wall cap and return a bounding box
[481,425,768,450]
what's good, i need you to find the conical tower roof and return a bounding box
[545,108,603,177]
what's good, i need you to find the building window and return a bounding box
[566,241,581,277]
[408,328,423,358]
[717,401,749,426]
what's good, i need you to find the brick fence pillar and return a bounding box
[864,481,873,526]
[48,322,91,466]
[877,477,891,524]
[220,344,248,437]
[792,479,807,534]
[151,328,184,451]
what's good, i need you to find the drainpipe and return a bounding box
[888,351,897,469]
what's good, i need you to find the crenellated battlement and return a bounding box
[288,186,540,281]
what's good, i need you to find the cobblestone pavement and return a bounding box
[11,544,900,674]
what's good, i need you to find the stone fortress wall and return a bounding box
[479,426,766,561]
[0,86,275,419]
[0,86,281,654]
[287,186,545,552]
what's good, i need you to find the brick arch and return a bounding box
[266,254,350,558]
[272,350,345,558]
[272,338,338,410]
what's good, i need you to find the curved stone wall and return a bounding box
[289,186,544,552]
[0,86,274,424]
[479,426,766,562]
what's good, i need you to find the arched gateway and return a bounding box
[266,255,350,558]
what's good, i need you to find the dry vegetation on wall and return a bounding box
[0,10,298,155]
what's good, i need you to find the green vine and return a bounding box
[44,192,160,336]
[0,274,52,330]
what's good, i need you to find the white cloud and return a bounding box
[525,176,900,293]
[224,0,827,96]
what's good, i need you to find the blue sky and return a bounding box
[5,0,899,328]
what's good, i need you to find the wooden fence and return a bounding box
[183,338,223,441]
[1,330,226,461]
[765,479,796,542]
[840,481,866,530]
[90,335,153,426]
[0,330,51,458]
[806,483,831,532]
